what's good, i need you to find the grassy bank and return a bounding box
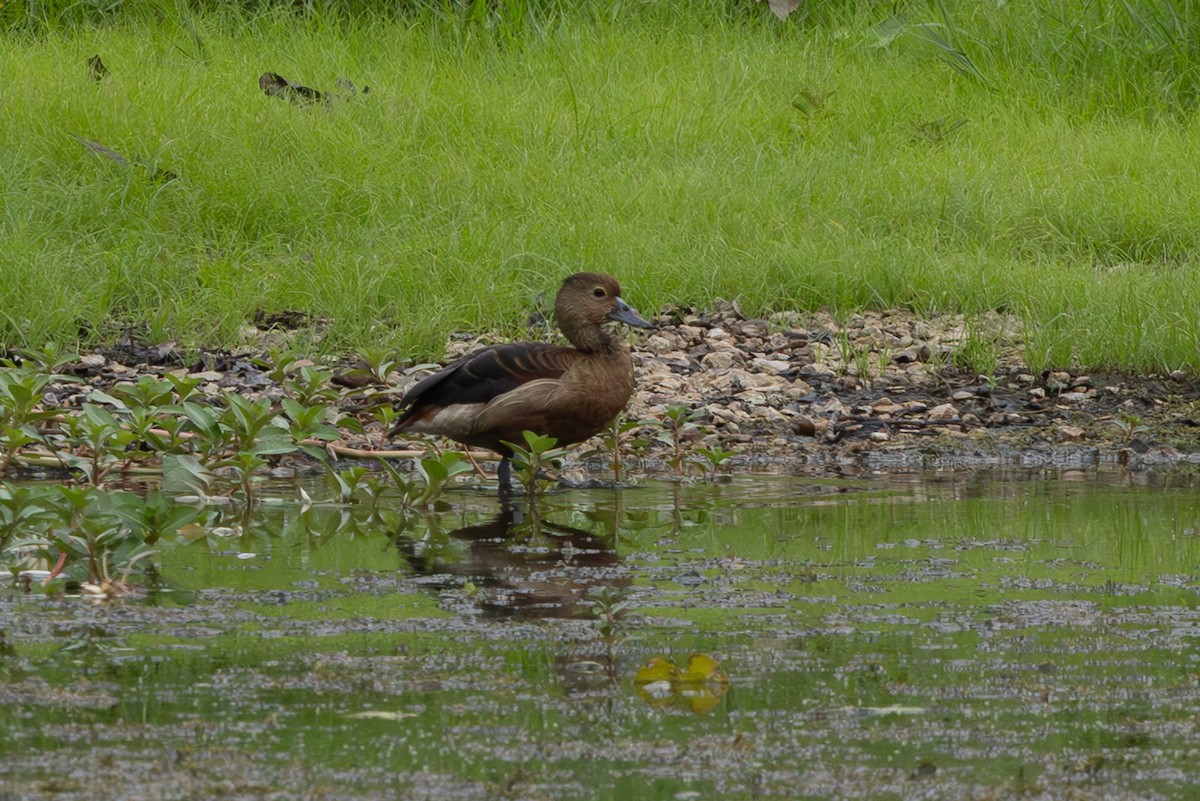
[3,2,1200,372]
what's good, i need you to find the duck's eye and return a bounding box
[593,287,607,298]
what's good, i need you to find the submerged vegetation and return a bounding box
[2,2,1200,370]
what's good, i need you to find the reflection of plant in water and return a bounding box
[48,625,123,673]
[10,486,156,594]
[588,586,631,641]
[0,483,207,596]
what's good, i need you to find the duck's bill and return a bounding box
[608,298,655,329]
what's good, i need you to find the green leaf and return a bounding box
[162,454,215,495]
[82,403,122,430]
[85,389,129,410]
[181,401,219,437]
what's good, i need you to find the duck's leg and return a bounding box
[497,457,513,495]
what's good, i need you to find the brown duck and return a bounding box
[391,272,654,490]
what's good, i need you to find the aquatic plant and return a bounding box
[503,431,567,497]
[0,362,72,477]
[692,445,734,482]
[655,405,702,476]
[337,449,475,510]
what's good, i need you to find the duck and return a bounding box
[391,272,654,491]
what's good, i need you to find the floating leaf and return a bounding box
[634,656,675,685]
[633,653,730,714]
[675,653,726,684]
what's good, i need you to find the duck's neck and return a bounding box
[561,321,619,354]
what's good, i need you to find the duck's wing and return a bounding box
[393,343,581,428]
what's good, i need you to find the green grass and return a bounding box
[3,2,1200,372]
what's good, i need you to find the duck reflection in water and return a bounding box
[392,502,629,622]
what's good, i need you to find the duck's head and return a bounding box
[555,272,653,349]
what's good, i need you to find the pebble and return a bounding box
[1058,425,1086,442]
[927,403,959,421]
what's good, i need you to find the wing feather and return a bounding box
[393,343,581,430]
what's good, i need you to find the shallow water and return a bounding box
[3,470,1200,800]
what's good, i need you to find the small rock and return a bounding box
[869,430,890,442]
[1056,391,1090,405]
[927,403,959,421]
[700,351,739,371]
[77,354,106,369]
[642,334,679,355]
[951,390,975,401]
[752,357,791,375]
[1058,424,1086,442]
[740,391,768,407]
[783,380,816,400]
[791,416,817,437]
[1047,371,1071,390]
